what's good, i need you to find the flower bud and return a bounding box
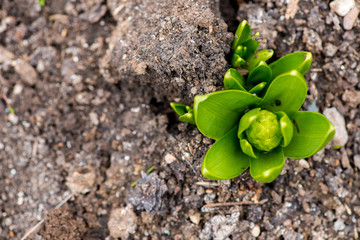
[246,110,282,151]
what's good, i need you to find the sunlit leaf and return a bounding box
[231,54,246,68]
[224,68,246,91]
[232,20,251,50]
[244,49,274,72]
[274,111,293,147]
[239,133,259,158]
[237,108,260,137]
[202,127,249,180]
[283,111,335,158]
[247,61,272,86]
[269,51,312,80]
[250,147,285,183]
[248,82,267,94]
[194,90,261,140]
[170,102,195,124]
[260,70,307,119]
[242,38,260,59]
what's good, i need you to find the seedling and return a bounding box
[171,20,335,183]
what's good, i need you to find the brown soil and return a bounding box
[0,0,359,239]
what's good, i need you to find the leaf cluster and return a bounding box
[171,20,335,183]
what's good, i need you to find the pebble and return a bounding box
[89,112,99,125]
[108,205,137,239]
[66,166,96,194]
[333,219,345,231]
[342,89,360,108]
[12,59,38,86]
[251,224,261,238]
[298,159,310,169]
[353,155,360,170]
[343,7,359,30]
[164,153,176,164]
[8,114,19,125]
[330,0,355,16]
[323,107,348,148]
[189,210,201,225]
[323,43,338,57]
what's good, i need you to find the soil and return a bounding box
[0,0,359,240]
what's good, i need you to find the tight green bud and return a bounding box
[246,110,281,151]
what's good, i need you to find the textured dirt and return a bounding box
[0,0,359,239]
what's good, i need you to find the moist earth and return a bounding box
[0,0,359,239]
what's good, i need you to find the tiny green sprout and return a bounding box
[171,20,335,183]
[39,0,45,7]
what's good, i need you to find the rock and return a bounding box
[251,224,261,238]
[323,107,348,148]
[333,219,345,231]
[299,159,310,169]
[188,210,201,225]
[323,43,338,57]
[0,45,15,63]
[164,153,176,164]
[354,155,360,170]
[66,166,96,194]
[342,89,360,108]
[302,28,323,53]
[12,59,38,86]
[108,205,138,239]
[200,212,241,240]
[330,0,355,16]
[343,7,359,30]
[101,0,232,102]
[129,173,168,215]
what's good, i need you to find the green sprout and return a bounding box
[171,20,335,183]
[39,0,45,6]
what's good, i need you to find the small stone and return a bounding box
[8,114,19,125]
[189,210,201,225]
[330,0,355,16]
[343,7,359,30]
[89,112,99,125]
[323,43,338,57]
[354,155,360,170]
[323,108,348,147]
[164,153,176,164]
[333,219,345,231]
[271,190,282,204]
[299,159,310,169]
[251,224,261,238]
[342,89,360,108]
[12,59,38,86]
[66,166,96,194]
[108,205,137,239]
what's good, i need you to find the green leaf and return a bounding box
[283,111,335,159]
[202,127,249,180]
[179,109,195,124]
[194,90,261,140]
[248,82,267,94]
[250,147,285,183]
[244,49,274,72]
[242,38,260,59]
[170,102,195,124]
[275,111,293,147]
[234,45,247,57]
[259,70,307,119]
[269,51,312,80]
[224,68,246,91]
[247,61,272,86]
[170,102,188,116]
[237,108,261,137]
[239,133,259,158]
[231,54,246,68]
[232,20,251,50]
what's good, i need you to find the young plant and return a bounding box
[171,20,335,183]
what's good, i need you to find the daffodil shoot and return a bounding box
[170,20,335,183]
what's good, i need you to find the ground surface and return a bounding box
[0,0,360,239]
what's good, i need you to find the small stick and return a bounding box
[20,193,74,240]
[202,199,267,209]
